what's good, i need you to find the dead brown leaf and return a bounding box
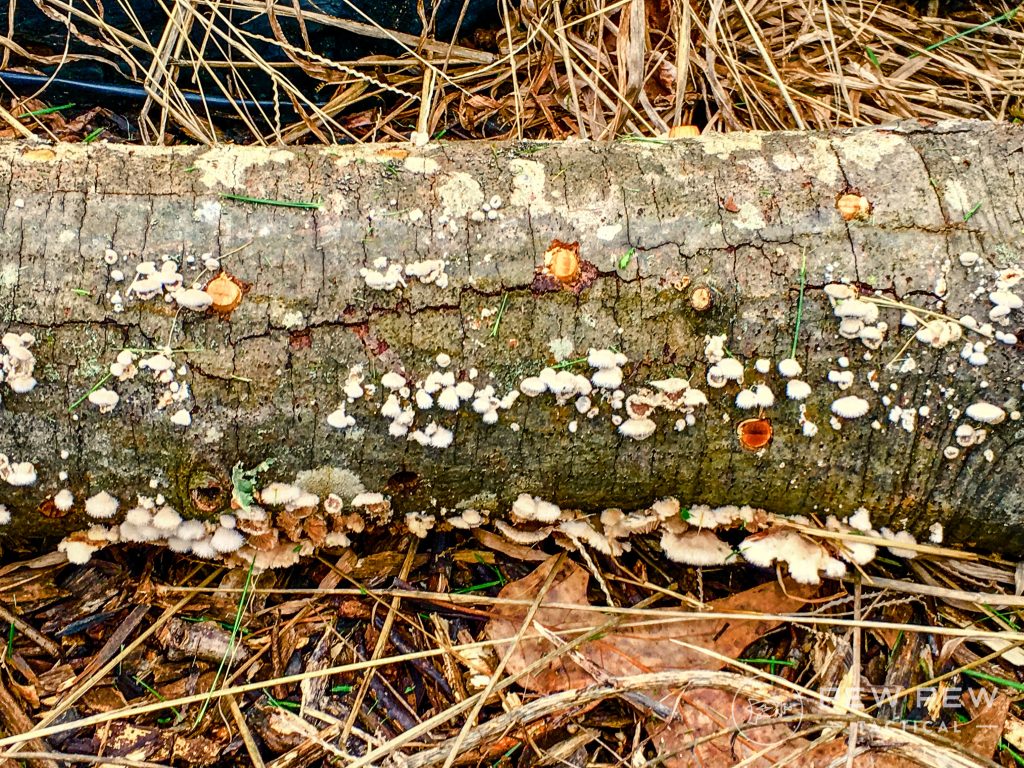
[485,555,816,692]
[485,557,1004,768]
[956,690,1010,761]
[652,687,817,766]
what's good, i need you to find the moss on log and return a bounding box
[1,122,1023,555]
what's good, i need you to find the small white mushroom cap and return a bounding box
[651,497,680,519]
[823,558,848,579]
[955,423,978,446]
[735,389,758,409]
[683,389,708,407]
[591,367,623,390]
[786,380,812,401]
[124,507,152,527]
[0,505,9,525]
[824,283,856,301]
[286,492,319,511]
[211,526,244,553]
[841,539,877,565]
[831,395,870,419]
[544,369,579,398]
[131,275,164,298]
[85,524,112,542]
[167,537,192,553]
[406,512,436,538]
[59,538,99,565]
[177,519,207,541]
[473,396,497,417]
[381,371,407,390]
[351,492,386,507]
[437,387,461,411]
[833,298,878,322]
[141,353,174,373]
[846,507,872,531]
[261,482,303,506]
[618,417,657,440]
[88,388,120,412]
[53,489,74,512]
[422,371,454,393]
[928,523,944,544]
[494,519,552,544]
[990,290,1023,309]
[965,401,1006,425]
[170,408,192,427]
[7,376,37,394]
[519,376,547,397]
[190,539,219,559]
[172,288,214,311]
[649,377,688,395]
[880,528,918,559]
[429,426,454,449]
[715,358,744,381]
[85,491,119,519]
[661,530,733,566]
[777,358,802,378]
[828,370,854,389]
[588,348,627,369]
[380,394,404,420]
[414,389,435,409]
[753,384,775,408]
[558,520,612,555]
[739,531,829,585]
[119,522,158,543]
[152,506,182,530]
[511,494,561,523]
[5,462,37,486]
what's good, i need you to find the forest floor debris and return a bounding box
[1,531,1024,766]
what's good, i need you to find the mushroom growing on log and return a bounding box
[1,122,1023,560]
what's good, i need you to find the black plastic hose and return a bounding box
[0,70,328,115]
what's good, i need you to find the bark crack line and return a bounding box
[825,138,862,283]
[905,137,949,228]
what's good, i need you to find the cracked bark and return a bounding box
[1,122,1024,554]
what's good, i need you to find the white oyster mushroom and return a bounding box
[88,388,120,412]
[831,395,870,419]
[965,402,1006,425]
[85,491,119,519]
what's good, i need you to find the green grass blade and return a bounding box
[220,193,322,210]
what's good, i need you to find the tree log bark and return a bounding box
[1,122,1023,554]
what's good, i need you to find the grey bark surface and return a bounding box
[1,122,1023,553]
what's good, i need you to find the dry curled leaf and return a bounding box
[485,555,815,692]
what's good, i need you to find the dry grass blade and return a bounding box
[438,552,566,768]
[3,0,1021,140]
[2,566,219,761]
[339,538,418,744]
[0,753,169,767]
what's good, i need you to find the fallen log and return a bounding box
[1,122,1023,561]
